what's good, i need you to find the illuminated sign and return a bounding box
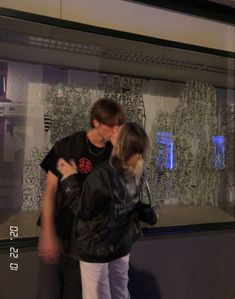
[212,135,225,169]
[156,132,174,170]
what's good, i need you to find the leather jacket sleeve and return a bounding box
[59,173,82,212]
[60,164,158,225]
[60,168,111,220]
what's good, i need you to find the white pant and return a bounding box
[80,254,130,299]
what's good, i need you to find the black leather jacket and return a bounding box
[60,160,157,262]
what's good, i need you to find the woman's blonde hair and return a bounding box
[111,122,149,180]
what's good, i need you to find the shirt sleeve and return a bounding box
[40,146,61,177]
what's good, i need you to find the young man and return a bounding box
[37,98,125,299]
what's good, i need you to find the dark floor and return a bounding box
[1,230,235,299]
[0,247,38,299]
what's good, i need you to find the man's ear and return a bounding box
[92,119,100,128]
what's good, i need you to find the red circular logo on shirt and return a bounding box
[78,158,92,174]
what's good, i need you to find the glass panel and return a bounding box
[0,15,234,239]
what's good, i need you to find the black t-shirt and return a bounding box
[40,131,112,183]
[39,131,112,241]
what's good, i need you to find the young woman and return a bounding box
[57,122,158,299]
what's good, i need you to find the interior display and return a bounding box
[0,61,7,100]
[100,74,146,127]
[148,81,223,207]
[22,147,47,211]
[44,83,92,145]
[223,102,235,210]
[22,76,146,211]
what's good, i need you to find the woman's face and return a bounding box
[110,125,122,146]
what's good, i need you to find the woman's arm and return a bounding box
[58,158,109,220]
[78,175,109,220]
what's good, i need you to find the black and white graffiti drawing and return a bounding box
[22,146,47,211]
[21,78,227,211]
[45,83,92,145]
[148,81,223,207]
[22,83,92,211]
[223,103,235,203]
[100,74,146,128]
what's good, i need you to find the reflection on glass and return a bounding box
[0,74,6,96]
[156,132,174,170]
[212,135,225,170]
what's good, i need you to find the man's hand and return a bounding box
[38,231,62,263]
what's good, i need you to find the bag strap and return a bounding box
[144,177,153,206]
[142,176,159,219]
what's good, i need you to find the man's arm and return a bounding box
[38,171,61,263]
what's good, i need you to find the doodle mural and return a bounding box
[21,83,92,211]
[21,75,145,211]
[148,81,224,207]
[22,147,47,211]
[21,77,226,211]
[223,102,235,203]
[44,83,92,145]
[100,74,146,127]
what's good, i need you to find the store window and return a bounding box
[0,13,234,240]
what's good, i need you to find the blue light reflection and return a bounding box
[212,135,225,169]
[156,132,174,170]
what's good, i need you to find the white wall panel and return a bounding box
[61,0,235,52]
[0,0,61,18]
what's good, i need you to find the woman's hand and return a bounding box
[57,158,78,178]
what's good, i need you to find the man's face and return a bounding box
[93,120,120,142]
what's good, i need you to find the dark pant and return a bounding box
[36,255,82,299]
